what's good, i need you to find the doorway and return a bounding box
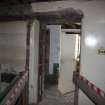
[37,8,83,105]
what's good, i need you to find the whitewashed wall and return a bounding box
[29,20,39,104]
[0,21,27,73]
[32,1,105,105]
[47,25,61,74]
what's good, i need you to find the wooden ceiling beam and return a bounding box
[0,8,83,25]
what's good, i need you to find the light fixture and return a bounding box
[85,36,97,47]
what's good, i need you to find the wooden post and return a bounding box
[37,23,47,102]
[74,71,79,105]
[74,20,82,105]
[25,20,33,105]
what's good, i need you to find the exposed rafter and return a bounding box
[0,7,83,25]
[34,8,83,24]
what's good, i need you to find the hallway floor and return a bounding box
[38,85,74,105]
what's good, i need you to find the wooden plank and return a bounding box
[0,71,28,105]
[73,71,105,105]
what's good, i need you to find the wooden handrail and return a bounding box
[73,71,105,105]
[0,71,28,105]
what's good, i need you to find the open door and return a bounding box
[58,32,79,94]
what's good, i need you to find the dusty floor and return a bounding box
[38,85,74,105]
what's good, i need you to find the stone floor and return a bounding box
[38,85,74,105]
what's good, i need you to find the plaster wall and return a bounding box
[0,21,27,73]
[47,25,61,74]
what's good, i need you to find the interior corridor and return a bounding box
[0,1,105,105]
[38,85,74,105]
